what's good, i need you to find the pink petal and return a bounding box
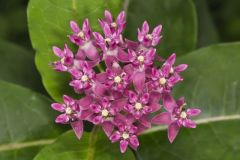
[161,63,171,77]
[112,98,127,110]
[75,48,86,60]
[166,53,176,66]
[102,122,114,137]
[79,110,93,120]
[125,39,139,49]
[82,42,99,61]
[183,119,196,128]
[175,64,188,73]
[128,49,137,62]
[55,114,69,123]
[70,120,83,139]
[149,103,161,112]
[152,24,162,36]
[152,112,171,125]
[138,29,144,42]
[168,122,180,143]
[104,10,113,23]
[151,68,160,80]
[82,18,90,35]
[152,36,161,46]
[103,24,112,37]
[186,108,201,116]
[64,44,74,58]
[68,68,82,79]
[133,71,145,93]
[54,62,68,72]
[120,140,129,153]
[105,56,116,69]
[52,46,63,58]
[101,97,109,107]
[168,74,183,86]
[139,116,151,128]
[92,115,103,124]
[93,83,106,97]
[116,11,125,24]
[140,93,150,104]
[162,93,177,112]
[117,48,129,62]
[146,48,156,59]
[123,64,134,75]
[78,96,93,109]
[63,95,74,106]
[110,131,121,142]
[70,20,80,33]
[90,104,101,113]
[96,72,107,82]
[129,135,139,150]
[176,97,185,107]
[149,91,161,103]
[51,103,65,112]
[142,21,149,34]
[128,91,138,103]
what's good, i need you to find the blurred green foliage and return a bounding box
[0,0,31,48]
[208,0,240,42]
[0,0,240,49]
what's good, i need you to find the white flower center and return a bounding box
[65,107,72,115]
[180,111,187,119]
[60,58,65,64]
[111,22,117,28]
[105,38,111,43]
[101,109,109,117]
[146,34,153,40]
[81,75,89,82]
[114,76,122,83]
[159,78,167,85]
[170,67,174,74]
[112,62,120,68]
[122,132,129,139]
[137,55,145,62]
[78,31,85,39]
[135,102,143,110]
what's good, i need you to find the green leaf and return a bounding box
[0,81,65,160]
[27,0,123,102]
[0,39,45,94]
[34,129,135,160]
[194,0,219,47]
[137,42,240,159]
[138,120,239,160]
[124,0,197,58]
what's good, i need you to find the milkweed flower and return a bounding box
[152,97,201,143]
[50,10,201,153]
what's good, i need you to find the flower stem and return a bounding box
[87,125,100,160]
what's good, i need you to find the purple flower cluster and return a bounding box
[51,10,201,153]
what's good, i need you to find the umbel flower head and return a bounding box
[51,10,201,153]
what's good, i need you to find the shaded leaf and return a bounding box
[0,39,46,94]
[138,43,240,159]
[0,81,66,160]
[194,0,219,47]
[124,0,197,57]
[28,0,123,102]
[34,129,135,160]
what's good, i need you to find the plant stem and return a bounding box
[87,125,100,160]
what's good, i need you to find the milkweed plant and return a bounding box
[50,10,201,153]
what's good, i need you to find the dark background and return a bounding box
[0,0,239,61]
